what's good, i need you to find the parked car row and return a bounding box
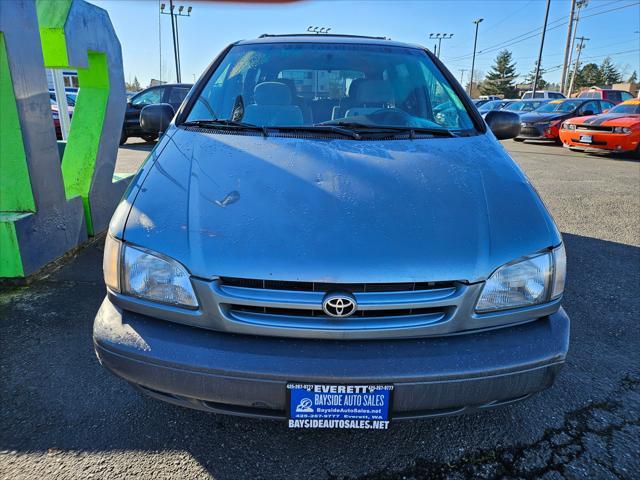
[472,94,638,157]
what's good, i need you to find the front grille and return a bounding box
[575,124,613,132]
[231,304,445,318]
[520,127,542,137]
[220,277,451,292]
[212,277,463,331]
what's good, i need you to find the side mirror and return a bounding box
[484,110,521,140]
[140,103,174,135]
[602,108,609,113]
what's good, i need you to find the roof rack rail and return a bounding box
[258,33,389,40]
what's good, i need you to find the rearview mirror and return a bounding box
[140,103,174,135]
[484,110,520,140]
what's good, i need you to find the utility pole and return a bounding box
[429,33,454,58]
[560,0,576,94]
[567,36,588,97]
[531,0,551,99]
[565,0,588,93]
[459,69,467,86]
[158,0,162,82]
[469,18,483,96]
[160,1,192,83]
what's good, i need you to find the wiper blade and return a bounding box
[318,122,455,137]
[182,119,268,135]
[275,125,361,139]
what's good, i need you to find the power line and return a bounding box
[445,2,639,63]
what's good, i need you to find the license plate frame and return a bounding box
[286,383,394,430]
[579,134,593,144]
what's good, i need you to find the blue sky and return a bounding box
[93,0,640,87]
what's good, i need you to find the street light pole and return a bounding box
[531,0,551,99]
[160,1,191,83]
[469,18,483,96]
[560,0,576,95]
[429,33,454,58]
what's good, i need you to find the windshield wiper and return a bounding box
[182,119,268,135]
[317,121,456,138]
[273,125,361,140]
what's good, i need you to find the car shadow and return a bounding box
[0,233,638,479]
[119,141,155,152]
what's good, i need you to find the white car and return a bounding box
[522,90,565,100]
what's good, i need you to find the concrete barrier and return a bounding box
[0,0,129,279]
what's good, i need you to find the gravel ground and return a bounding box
[1,140,638,480]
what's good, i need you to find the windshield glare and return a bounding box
[536,100,581,113]
[186,43,475,132]
[504,100,544,112]
[609,103,640,114]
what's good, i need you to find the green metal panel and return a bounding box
[0,217,24,277]
[36,0,72,67]
[0,33,35,213]
[62,51,109,235]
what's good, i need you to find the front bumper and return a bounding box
[560,132,638,153]
[517,124,558,140]
[94,296,570,419]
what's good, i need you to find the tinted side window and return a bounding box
[168,87,191,105]
[579,101,599,114]
[620,91,633,101]
[132,88,163,106]
[601,101,615,111]
[550,92,563,99]
[607,91,621,104]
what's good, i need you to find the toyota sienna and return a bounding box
[94,34,569,429]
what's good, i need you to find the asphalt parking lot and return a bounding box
[1,139,638,480]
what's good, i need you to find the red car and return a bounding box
[577,88,634,105]
[559,99,640,157]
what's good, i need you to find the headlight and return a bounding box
[566,123,576,130]
[476,244,566,313]
[103,239,199,308]
[613,126,631,134]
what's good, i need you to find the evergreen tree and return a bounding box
[575,63,604,89]
[599,57,622,85]
[480,50,519,97]
[524,63,548,90]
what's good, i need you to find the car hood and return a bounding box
[520,112,569,123]
[568,113,640,127]
[120,127,560,283]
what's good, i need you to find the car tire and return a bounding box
[119,131,128,145]
[554,138,563,146]
[513,138,525,142]
[142,134,158,143]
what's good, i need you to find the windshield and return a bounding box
[185,43,475,132]
[504,100,545,112]
[609,102,640,114]
[478,100,503,112]
[536,100,581,113]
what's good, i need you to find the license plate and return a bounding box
[287,383,393,430]
[579,135,592,144]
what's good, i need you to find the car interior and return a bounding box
[187,44,473,130]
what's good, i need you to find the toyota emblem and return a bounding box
[322,292,357,318]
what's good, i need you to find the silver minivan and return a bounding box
[95,35,569,430]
